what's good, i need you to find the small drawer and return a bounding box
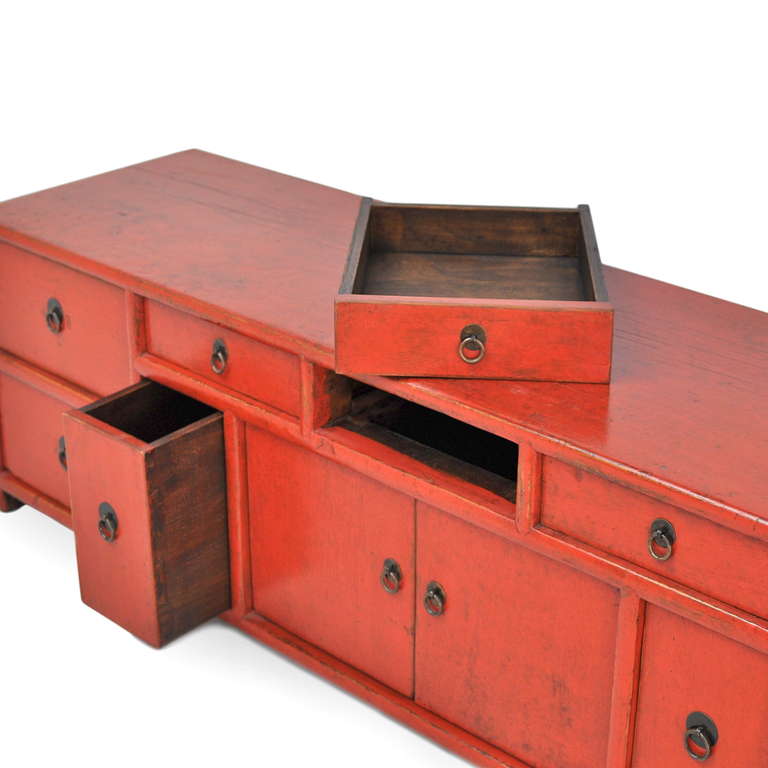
[63,380,230,647]
[0,374,71,507]
[0,241,132,395]
[540,457,768,618]
[145,301,302,417]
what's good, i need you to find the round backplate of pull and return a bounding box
[46,298,64,334]
[458,325,486,364]
[648,518,676,561]
[685,712,718,761]
[211,338,229,374]
[98,502,119,543]
[424,581,446,616]
[57,436,67,470]
[380,558,402,594]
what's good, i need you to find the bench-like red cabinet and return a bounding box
[2,150,767,768]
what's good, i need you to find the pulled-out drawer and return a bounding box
[0,374,71,507]
[63,380,230,647]
[145,301,302,417]
[0,241,132,395]
[540,457,768,618]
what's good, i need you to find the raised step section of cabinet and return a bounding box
[144,301,302,417]
[0,240,133,395]
[540,457,768,619]
[63,380,230,647]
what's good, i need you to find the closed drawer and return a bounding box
[145,301,301,417]
[0,241,132,395]
[540,457,768,618]
[0,374,71,506]
[63,380,230,646]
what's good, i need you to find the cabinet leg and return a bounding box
[1,492,23,512]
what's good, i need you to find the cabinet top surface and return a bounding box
[2,150,767,518]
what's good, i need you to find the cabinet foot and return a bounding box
[1,492,24,512]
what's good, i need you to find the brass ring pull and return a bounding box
[458,335,486,364]
[46,298,64,334]
[648,518,676,561]
[210,338,228,375]
[685,726,712,761]
[380,558,402,594]
[424,581,446,616]
[98,502,119,543]
[685,712,718,761]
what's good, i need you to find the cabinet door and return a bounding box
[248,428,416,696]
[416,503,620,768]
[632,606,768,766]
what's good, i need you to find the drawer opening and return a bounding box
[329,380,518,501]
[86,380,217,444]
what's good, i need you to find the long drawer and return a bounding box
[0,374,71,507]
[0,241,133,395]
[540,457,768,618]
[145,301,302,417]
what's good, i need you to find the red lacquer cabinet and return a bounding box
[3,151,768,768]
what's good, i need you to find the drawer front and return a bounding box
[145,301,302,416]
[0,374,70,506]
[64,380,230,646]
[633,606,768,766]
[0,242,132,395]
[541,457,768,618]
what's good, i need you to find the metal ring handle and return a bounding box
[648,528,673,561]
[45,299,64,334]
[685,726,712,761]
[210,338,228,374]
[424,581,446,616]
[98,502,118,543]
[458,335,486,364]
[380,559,402,594]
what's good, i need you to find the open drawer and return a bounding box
[63,380,230,647]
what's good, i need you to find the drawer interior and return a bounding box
[353,204,595,301]
[86,380,217,443]
[330,380,518,501]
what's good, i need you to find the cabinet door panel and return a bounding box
[416,503,620,768]
[248,428,415,696]
[632,606,768,767]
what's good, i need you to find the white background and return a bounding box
[1,2,766,767]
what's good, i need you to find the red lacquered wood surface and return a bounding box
[247,427,416,697]
[335,296,613,382]
[145,300,302,416]
[2,152,766,524]
[0,151,361,358]
[0,374,72,507]
[541,458,768,619]
[415,502,620,768]
[632,606,768,766]
[0,240,132,395]
[64,407,160,645]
